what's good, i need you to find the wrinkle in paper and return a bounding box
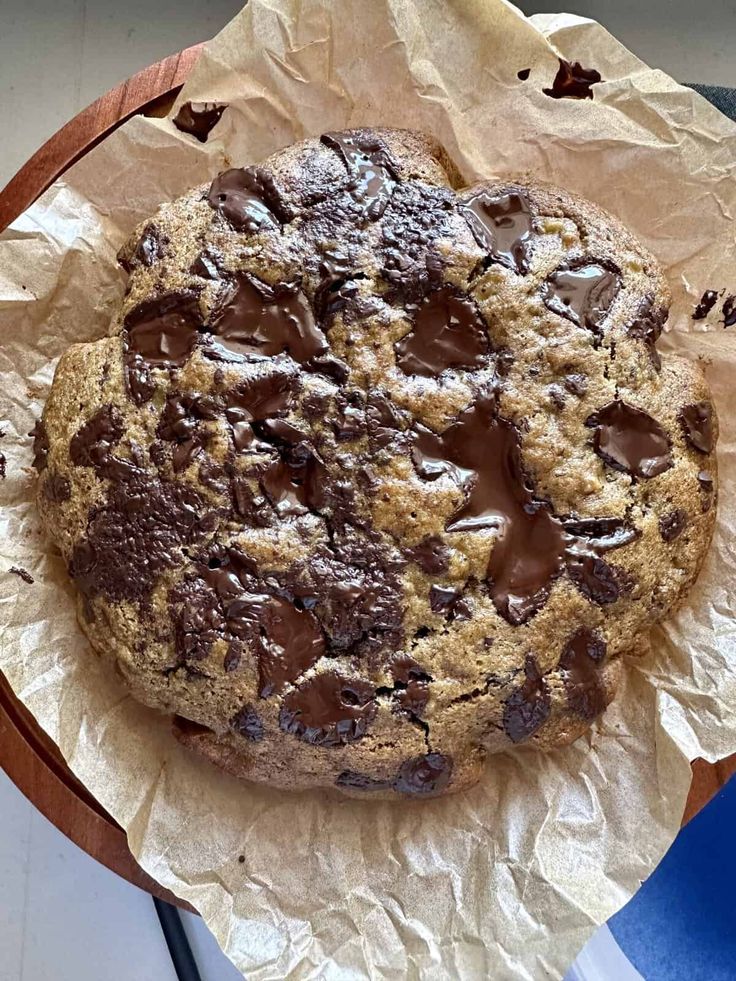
[1,2,735,978]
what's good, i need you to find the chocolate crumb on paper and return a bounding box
[543,58,602,99]
[517,68,531,80]
[173,101,228,143]
[9,566,34,584]
[0,453,5,479]
[722,294,736,328]
[692,289,720,320]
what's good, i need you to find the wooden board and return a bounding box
[0,44,734,907]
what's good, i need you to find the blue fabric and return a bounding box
[609,777,736,980]
[690,84,736,122]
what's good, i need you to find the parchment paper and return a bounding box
[2,2,736,977]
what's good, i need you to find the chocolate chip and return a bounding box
[563,373,587,396]
[395,286,491,376]
[429,585,466,619]
[173,101,227,142]
[722,294,736,328]
[230,704,264,741]
[321,131,398,220]
[559,627,607,719]
[207,167,288,232]
[586,400,672,478]
[567,553,631,605]
[30,420,49,472]
[335,771,392,791]
[503,655,551,743]
[412,388,566,624]
[280,671,377,746]
[394,753,453,796]
[659,509,688,542]
[70,405,124,471]
[43,472,71,502]
[404,536,449,574]
[679,401,715,454]
[692,289,719,321]
[543,263,620,334]
[461,189,534,274]
[549,385,566,409]
[206,274,327,363]
[124,290,202,366]
[543,58,602,99]
[697,470,715,512]
[625,295,667,370]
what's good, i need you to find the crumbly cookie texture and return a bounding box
[35,127,718,799]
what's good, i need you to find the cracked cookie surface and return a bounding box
[35,128,718,798]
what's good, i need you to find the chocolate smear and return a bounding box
[559,627,607,719]
[70,405,124,472]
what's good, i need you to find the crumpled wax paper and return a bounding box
[1,1,735,977]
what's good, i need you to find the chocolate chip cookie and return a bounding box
[34,128,718,798]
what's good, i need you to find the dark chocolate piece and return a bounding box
[543,263,620,333]
[173,101,227,142]
[543,58,602,99]
[559,627,607,719]
[517,68,531,81]
[394,753,453,795]
[123,290,202,366]
[461,189,534,274]
[280,672,377,746]
[230,704,264,741]
[679,401,715,454]
[626,295,667,370]
[390,656,432,717]
[692,289,719,320]
[722,294,736,328]
[70,405,124,471]
[697,470,715,512]
[586,400,672,478]
[9,566,34,584]
[207,274,327,363]
[207,167,288,232]
[566,552,631,605]
[659,509,688,543]
[43,473,72,503]
[321,131,398,220]
[30,420,49,472]
[503,655,551,743]
[395,286,490,376]
[404,536,449,574]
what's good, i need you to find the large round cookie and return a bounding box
[35,128,718,798]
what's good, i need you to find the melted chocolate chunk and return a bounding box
[697,470,715,512]
[124,358,156,405]
[722,294,736,328]
[626,295,667,370]
[70,471,210,604]
[321,131,398,220]
[692,289,719,320]
[543,263,620,334]
[461,189,534,274]
[404,536,449,574]
[9,566,34,584]
[230,704,264,741]
[280,671,377,746]
[331,391,366,441]
[124,290,202,366]
[566,552,632,605]
[336,771,392,792]
[517,68,531,81]
[660,509,688,543]
[412,389,566,624]
[313,250,367,321]
[390,656,432,717]
[70,405,124,471]
[679,401,715,453]
[207,167,287,232]
[366,392,406,448]
[190,248,224,280]
[259,445,328,518]
[503,656,551,743]
[30,420,49,472]
[562,516,639,551]
[43,472,72,503]
[586,400,672,478]
[559,627,607,719]
[543,58,602,99]
[119,224,166,273]
[395,287,490,376]
[429,585,468,620]
[224,369,297,452]
[173,101,227,142]
[394,753,453,796]
[206,274,327,363]
[157,394,218,472]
